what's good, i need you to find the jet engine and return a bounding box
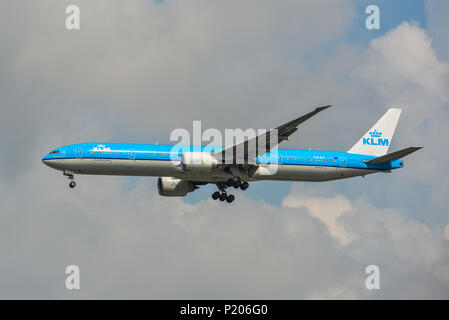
[181,152,218,173]
[157,177,195,197]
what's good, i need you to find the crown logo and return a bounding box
[369,130,382,138]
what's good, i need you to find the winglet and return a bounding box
[315,105,332,112]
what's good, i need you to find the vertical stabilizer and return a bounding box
[348,108,402,156]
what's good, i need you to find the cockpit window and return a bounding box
[48,150,59,155]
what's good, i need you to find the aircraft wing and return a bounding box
[213,105,332,164]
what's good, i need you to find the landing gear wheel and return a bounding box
[226,194,235,203]
[233,180,241,188]
[69,181,76,188]
[219,193,227,201]
[240,182,249,190]
[226,179,234,187]
[212,191,220,200]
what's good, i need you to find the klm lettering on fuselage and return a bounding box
[92,144,111,152]
[363,130,389,146]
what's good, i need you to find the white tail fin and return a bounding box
[348,108,402,156]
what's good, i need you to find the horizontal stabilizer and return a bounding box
[364,146,422,165]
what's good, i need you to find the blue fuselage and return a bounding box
[42,143,403,183]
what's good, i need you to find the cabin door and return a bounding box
[129,149,136,160]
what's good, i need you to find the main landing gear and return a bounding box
[225,178,249,190]
[211,179,249,203]
[212,190,235,203]
[64,170,76,189]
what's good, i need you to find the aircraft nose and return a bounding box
[42,155,50,165]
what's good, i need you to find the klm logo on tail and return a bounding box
[363,130,389,146]
[348,108,401,156]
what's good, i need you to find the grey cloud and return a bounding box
[2,171,448,299]
[425,0,449,61]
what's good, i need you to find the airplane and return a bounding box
[42,106,422,203]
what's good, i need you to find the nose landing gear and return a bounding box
[64,170,77,189]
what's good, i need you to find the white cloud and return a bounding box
[444,225,449,241]
[283,194,354,245]
[353,21,449,218]
[357,22,449,126]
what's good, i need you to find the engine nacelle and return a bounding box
[157,177,195,197]
[181,152,218,173]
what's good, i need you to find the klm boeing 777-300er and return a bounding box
[42,106,421,203]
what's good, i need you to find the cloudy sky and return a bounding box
[1,0,448,299]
